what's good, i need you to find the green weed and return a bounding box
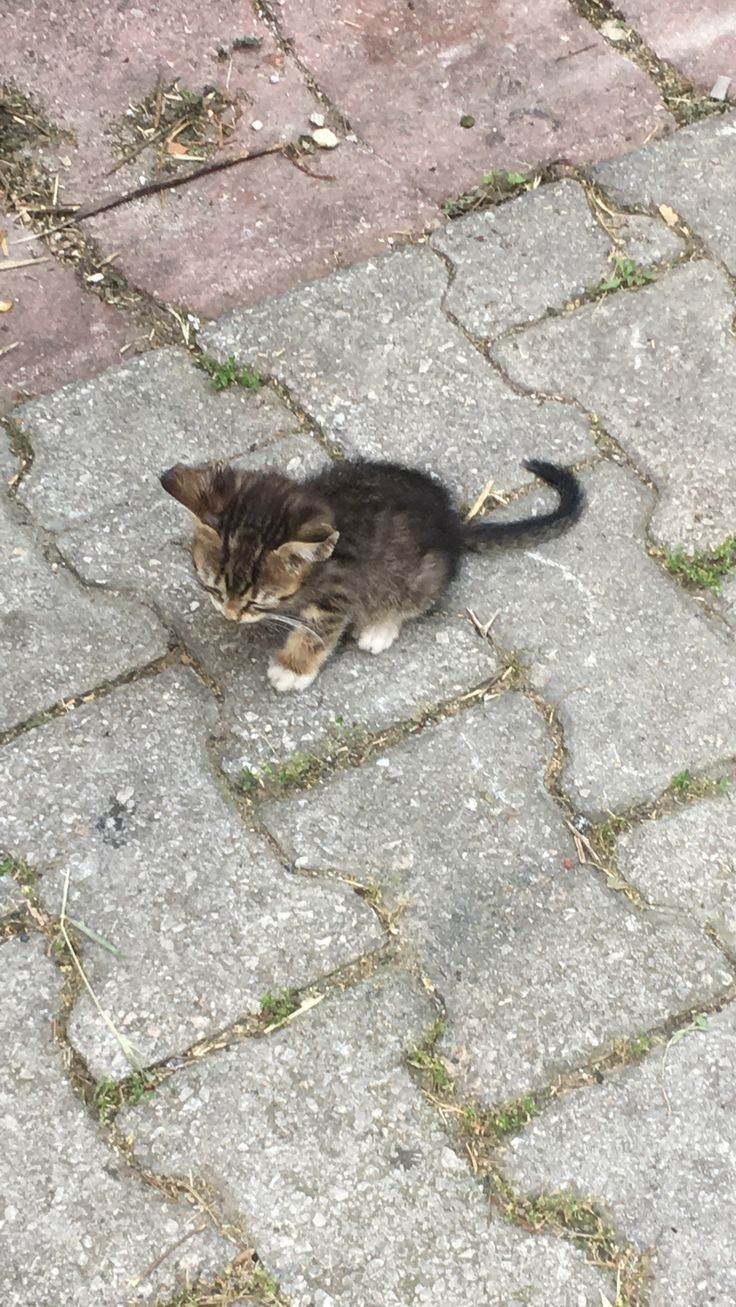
[260,988,300,1025]
[593,256,656,295]
[665,536,736,594]
[197,354,261,391]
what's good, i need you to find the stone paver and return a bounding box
[494,260,736,551]
[277,0,673,201]
[457,462,736,814]
[16,346,300,530]
[201,244,594,500]
[0,937,231,1305]
[122,971,612,1306]
[503,1001,736,1307]
[618,790,736,942]
[261,694,732,1102]
[617,2,736,92]
[0,873,27,916]
[0,498,166,732]
[593,113,736,275]
[432,178,683,340]
[0,431,19,488]
[0,669,381,1076]
[0,213,130,412]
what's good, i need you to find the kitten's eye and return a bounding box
[198,581,222,598]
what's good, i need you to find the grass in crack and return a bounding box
[93,1070,156,1125]
[671,770,729,801]
[197,353,261,391]
[0,853,36,887]
[407,1017,452,1094]
[443,169,535,217]
[592,256,657,296]
[260,987,300,1025]
[160,1258,284,1306]
[665,536,736,594]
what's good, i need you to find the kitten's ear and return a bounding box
[274,522,339,570]
[160,462,236,530]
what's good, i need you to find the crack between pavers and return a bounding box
[404,985,652,1306]
[6,856,376,1304]
[251,0,357,138]
[0,650,180,748]
[1,82,201,358]
[409,979,736,1305]
[568,0,730,127]
[475,318,736,627]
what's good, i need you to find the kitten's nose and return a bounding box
[223,599,242,621]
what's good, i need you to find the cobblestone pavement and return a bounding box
[3,0,736,410]
[3,63,736,1307]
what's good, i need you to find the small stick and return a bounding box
[465,478,496,520]
[33,141,292,238]
[128,1224,207,1287]
[0,340,21,358]
[0,255,51,271]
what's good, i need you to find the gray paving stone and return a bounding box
[53,433,495,777]
[494,261,736,552]
[722,574,736,632]
[15,346,300,531]
[0,872,26,916]
[432,181,611,339]
[0,937,230,1305]
[260,694,732,1102]
[502,1001,736,1307]
[618,790,736,943]
[0,668,381,1077]
[611,211,685,267]
[200,246,594,501]
[0,431,19,488]
[433,182,686,342]
[455,462,736,814]
[122,971,611,1307]
[593,112,736,274]
[0,500,166,732]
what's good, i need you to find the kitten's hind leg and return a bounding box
[356,616,402,655]
[268,610,347,693]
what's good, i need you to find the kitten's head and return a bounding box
[160,462,339,622]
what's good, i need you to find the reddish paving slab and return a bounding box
[6,1,316,195]
[274,0,674,201]
[86,142,439,319]
[0,214,130,412]
[617,2,736,94]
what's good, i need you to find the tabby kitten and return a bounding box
[161,457,582,693]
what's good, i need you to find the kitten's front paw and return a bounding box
[357,620,400,655]
[267,659,318,693]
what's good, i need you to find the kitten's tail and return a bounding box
[462,459,583,551]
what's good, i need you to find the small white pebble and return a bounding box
[251,119,264,131]
[189,600,200,611]
[311,127,339,149]
[309,111,326,127]
[86,272,104,283]
[269,73,280,83]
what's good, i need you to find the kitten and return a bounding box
[160,457,583,693]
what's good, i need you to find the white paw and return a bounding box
[267,660,317,693]
[357,621,400,655]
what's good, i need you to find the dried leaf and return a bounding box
[0,229,7,256]
[166,139,190,156]
[658,203,680,228]
[0,300,13,312]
